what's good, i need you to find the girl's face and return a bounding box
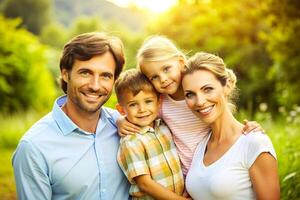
[182,69,229,124]
[141,57,185,95]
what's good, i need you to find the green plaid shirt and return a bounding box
[117,119,184,199]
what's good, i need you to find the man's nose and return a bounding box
[89,76,101,91]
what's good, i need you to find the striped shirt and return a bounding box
[117,119,184,200]
[160,94,211,175]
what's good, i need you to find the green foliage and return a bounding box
[148,0,300,115]
[0,16,57,112]
[39,22,68,49]
[2,0,51,34]
[261,0,300,110]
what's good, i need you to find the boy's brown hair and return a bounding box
[115,69,159,105]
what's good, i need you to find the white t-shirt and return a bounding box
[186,132,276,200]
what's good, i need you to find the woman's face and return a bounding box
[182,69,229,124]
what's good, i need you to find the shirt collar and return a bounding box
[52,95,78,136]
[52,95,114,136]
[139,118,162,135]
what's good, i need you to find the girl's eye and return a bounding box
[150,75,158,81]
[163,66,171,73]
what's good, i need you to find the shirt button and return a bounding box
[101,189,106,193]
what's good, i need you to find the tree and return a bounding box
[0,16,56,112]
[2,0,51,34]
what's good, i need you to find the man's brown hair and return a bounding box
[59,32,125,93]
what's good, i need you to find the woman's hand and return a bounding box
[116,116,140,137]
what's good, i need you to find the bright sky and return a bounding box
[107,0,177,13]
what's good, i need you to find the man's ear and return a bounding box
[116,103,126,115]
[61,69,69,83]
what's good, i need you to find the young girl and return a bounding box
[118,35,261,176]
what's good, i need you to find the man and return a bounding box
[12,32,130,199]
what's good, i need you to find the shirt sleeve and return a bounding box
[245,132,277,168]
[12,140,52,200]
[117,137,150,184]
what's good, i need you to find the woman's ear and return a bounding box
[116,103,126,115]
[224,80,233,97]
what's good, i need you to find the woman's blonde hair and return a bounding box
[184,52,238,112]
[137,35,186,71]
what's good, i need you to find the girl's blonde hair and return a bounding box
[184,52,238,112]
[137,35,186,70]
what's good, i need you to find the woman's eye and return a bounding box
[204,87,213,93]
[185,92,194,99]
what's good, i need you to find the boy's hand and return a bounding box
[242,119,265,134]
[116,116,140,137]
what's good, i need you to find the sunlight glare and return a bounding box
[108,0,177,13]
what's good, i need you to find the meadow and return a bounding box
[0,103,299,199]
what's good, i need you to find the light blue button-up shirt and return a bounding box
[12,96,130,200]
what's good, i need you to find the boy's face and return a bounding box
[119,90,159,127]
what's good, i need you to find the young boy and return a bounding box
[115,69,188,200]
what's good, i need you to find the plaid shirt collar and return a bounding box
[139,118,162,135]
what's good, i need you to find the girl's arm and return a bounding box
[249,152,280,200]
[242,120,265,134]
[116,115,140,137]
[134,174,190,200]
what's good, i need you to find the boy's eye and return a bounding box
[145,99,153,104]
[128,103,137,107]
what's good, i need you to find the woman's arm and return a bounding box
[134,174,190,200]
[249,152,280,200]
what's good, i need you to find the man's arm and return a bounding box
[134,174,189,200]
[12,140,52,200]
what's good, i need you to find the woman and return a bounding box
[182,52,280,200]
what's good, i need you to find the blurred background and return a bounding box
[0,0,299,199]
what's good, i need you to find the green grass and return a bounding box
[0,149,17,200]
[1,109,299,199]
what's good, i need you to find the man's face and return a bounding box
[62,52,116,113]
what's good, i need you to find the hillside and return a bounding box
[53,0,148,31]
